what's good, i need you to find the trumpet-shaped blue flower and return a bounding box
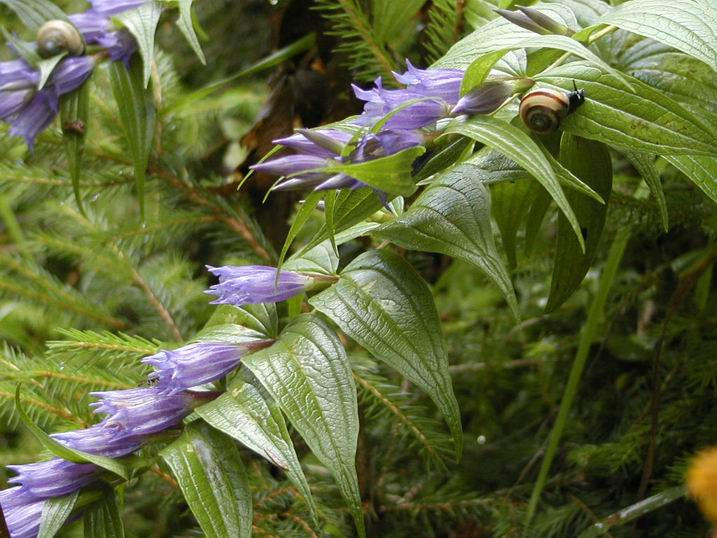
[7,459,99,499]
[144,340,273,395]
[0,488,44,538]
[206,265,315,306]
[1,56,94,147]
[51,423,143,458]
[89,388,198,438]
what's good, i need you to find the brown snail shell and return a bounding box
[37,20,85,58]
[519,87,585,134]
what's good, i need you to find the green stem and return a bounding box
[525,226,632,526]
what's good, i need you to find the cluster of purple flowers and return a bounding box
[0,338,272,537]
[252,60,517,192]
[0,0,145,147]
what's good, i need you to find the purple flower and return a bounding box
[69,12,137,64]
[1,56,94,148]
[88,0,148,16]
[51,424,143,458]
[392,60,464,102]
[7,459,98,499]
[0,488,44,538]
[251,154,328,177]
[450,81,515,116]
[494,7,573,36]
[206,265,315,306]
[143,340,273,395]
[89,388,196,438]
[274,129,353,157]
[352,77,450,130]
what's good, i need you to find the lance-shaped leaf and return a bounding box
[546,135,612,312]
[195,382,317,521]
[309,250,463,458]
[446,116,584,251]
[317,146,426,197]
[115,2,162,88]
[204,304,278,339]
[534,62,717,155]
[38,491,78,538]
[373,164,517,316]
[109,58,155,219]
[177,0,206,64]
[298,188,384,257]
[665,155,717,205]
[284,240,339,276]
[161,422,252,538]
[241,314,364,537]
[599,0,717,73]
[626,152,668,231]
[83,489,124,538]
[492,179,542,269]
[60,82,90,216]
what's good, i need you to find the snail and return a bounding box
[36,20,85,58]
[519,83,585,134]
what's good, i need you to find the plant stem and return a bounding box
[524,226,632,525]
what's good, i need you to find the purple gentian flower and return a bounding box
[251,154,328,177]
[88,0,148,16]
[392,60,464,103]
[143,340,273,394]
[7,459,99,499]
[89,388,197,438]
[69,12,137,64]
[0,488,44,538]
[206,265,315,306]
[274,129,353,157]
[2,56,94,148]
[51,423,143,458]
[0,60,39,120]
[450,81,515,116]
[352,77,451,130]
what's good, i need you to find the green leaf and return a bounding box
[161,422,252,538]
[37,53,66,90]
[109,58,155,220]
[298,188,384,257]
[414,136,474,182]
[371,0,426,43]
[0,0,68,30]
[83,489,124,538]
[176,0,206,64]
[665,154,717,204]
[460,50,510,95]
[15,385,129,480]
[309,250,463,458]
[600,0,717,72]
[434,5,629,88]
[546,135,612,312]
[284,240,339,275]
[115,2,162,88]
[38,491,78,538]
[534,62,717,155]
[318,146,426,197]
[446,116,584,251]
[492,179,540,268]
[205,304,278,339]
[277,191,322,271]
[619,40,717,116]
[60,82,90,216]
[373,164,518,316]
[626,152,668,231]
[241,314,364,537]
[192,323,269,344]
[195,381,317,521]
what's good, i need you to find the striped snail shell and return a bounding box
[37,20,85,58]
[519,87,585,134]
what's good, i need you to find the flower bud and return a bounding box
[494,7,573,36]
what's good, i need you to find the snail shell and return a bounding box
[37,20,85,58]
[519,88,585,134]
